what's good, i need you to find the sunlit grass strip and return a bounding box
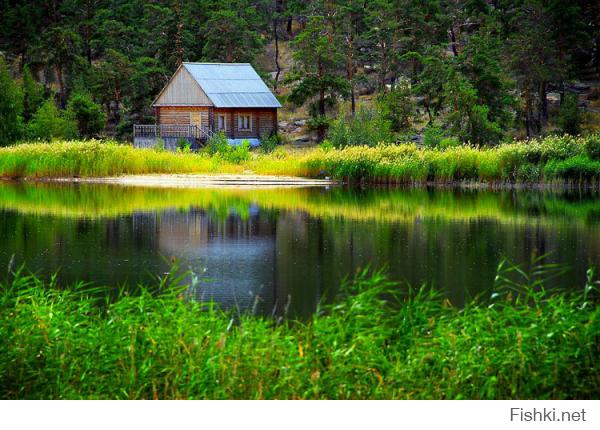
[1,135,600,183]
[0,141,246,177]
[1,266,598,399]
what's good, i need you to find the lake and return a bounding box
[1,182,599,317]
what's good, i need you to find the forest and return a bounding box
[0,0,599,146]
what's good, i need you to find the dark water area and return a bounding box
[1,182,599,317]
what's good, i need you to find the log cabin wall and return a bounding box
[157,106,210,127]
[157,107,277,138]
[211,108,277,138]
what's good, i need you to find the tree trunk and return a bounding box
[55,65,65,108]
[424,102,433,124]
[449,27,458,56]
[347,35,355,116]
[274,18,281,93]
[524,88,532,138]
[379,42,387,92]
[539,81,548,121]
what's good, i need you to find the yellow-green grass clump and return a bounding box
[2,135,600,184]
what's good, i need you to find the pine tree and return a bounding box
[288,15,350,140]
[0,57,24,146]
[21,65,45,123]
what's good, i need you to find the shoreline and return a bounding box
[16,173,339,188]
[3,174,599,191]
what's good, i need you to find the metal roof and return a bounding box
[182,63,282,108]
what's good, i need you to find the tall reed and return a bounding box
[1,135,600,184]
[1,263,598,399]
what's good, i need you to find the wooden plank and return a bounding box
[154,67,213,106]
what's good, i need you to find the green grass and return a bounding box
[1,135,600,184]
[1,263,599,399]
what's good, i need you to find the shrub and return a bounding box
[66,93,106,138]
[307,115,330,142]
[177,138,191,153]
[28,100,78,141]
[21,65,44,122]
[423,125,445,148]
[319,139,334,152]
[154,138,165,151]
[204,132,250,163]
[544,155,600,182]
[438,137,461,149]
[328,107,393,148]
[376,79,415,131]
[558,93,582,136]
[228,140,251,163]
[0,56,23,146]
[260,133,283,154]
[516,163,541,182]
[205,131,230,156]
[423,127,460,149]
[584,135,600,160]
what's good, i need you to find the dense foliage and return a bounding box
[1,264,598,399]
[0,0,598,145]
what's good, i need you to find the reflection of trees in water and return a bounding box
[2,188,600,317]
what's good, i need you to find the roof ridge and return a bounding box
[183,62,251,65]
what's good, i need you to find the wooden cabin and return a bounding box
[134,63,281,149]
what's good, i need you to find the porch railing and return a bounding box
[133,124,213,140]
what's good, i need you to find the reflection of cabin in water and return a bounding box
[133,63,281,150]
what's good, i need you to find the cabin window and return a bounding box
[217,114,226,130]
[238,114,251,131]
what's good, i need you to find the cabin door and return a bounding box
[190,112,202,129]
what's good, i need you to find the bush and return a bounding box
[28,100,78,141]
[584,135,600,160]
[154,138,165,151]
[423,126,460,149]
[177,138,191,153]
[558,93,582,136]
[0,56,23,146]
[260,133,283,154]
[205,132,250,163]
[66,93,106,138]
[307,115,330,142]
[228,140,251,163]
[544,155,600,182]
[205,131,230,156]
[516,163,541,182]
[376,79,415,132]
[21,65,44,123]
[423,125,445,148]
[438,137,461,149]
[328,107,393,148]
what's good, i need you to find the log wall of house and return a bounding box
[212,108,277,138]
[156,107,277,139]
[157,106,210,127]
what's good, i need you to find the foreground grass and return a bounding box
[2,135,600,184]
[1,266,598,399]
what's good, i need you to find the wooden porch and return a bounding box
[133,124,214,150]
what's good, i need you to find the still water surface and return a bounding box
[1,182,599,316]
